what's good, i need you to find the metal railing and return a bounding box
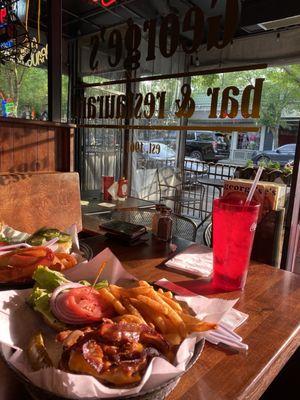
[180,160,237,223]
[183,159,237,180]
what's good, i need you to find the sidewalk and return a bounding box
[219,158,246,166]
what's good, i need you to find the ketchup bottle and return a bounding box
[117,177,128,198]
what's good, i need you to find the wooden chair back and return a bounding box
[0,172,82,233]
[251,208,285,268]
[202,210,285,267]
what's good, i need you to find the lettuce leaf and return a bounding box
[28,286,66,330]
[29,266,108,330]
[27,286,47,307]
[78,279,108,289]
[32,266,69,291]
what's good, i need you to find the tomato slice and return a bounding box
[63,287,115,321]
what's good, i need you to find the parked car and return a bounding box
[153,132,177,150]
[251,143,296,166]
[185,131,229,161]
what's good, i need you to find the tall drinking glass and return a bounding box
[212,198,260,291]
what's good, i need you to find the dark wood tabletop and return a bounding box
[81,194,155,215]
[0,235,299,400]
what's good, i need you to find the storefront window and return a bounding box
[130,79,182,200]
[237,133,260,150]
[61,74,69,122]
[80,76,124,194]
[0,0,49,120]
[191,65,300,164]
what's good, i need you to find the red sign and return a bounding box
[101,0,116,6]
[89,0,117,7]
[0,8,7,25]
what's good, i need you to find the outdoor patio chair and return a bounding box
[203,222,213,247]
[156,166,207,219]
[109,209,198,242]
[156,166,182,212]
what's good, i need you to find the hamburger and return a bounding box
[26,228,73,254]
[28,266,109,331]
[27,267,170,387]
[57,319,170,387]
[28,319,170,387]
[0,247,77,283]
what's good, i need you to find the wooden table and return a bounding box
[81,195,155,215]
[73,236,300,400]
[0,236,299,400]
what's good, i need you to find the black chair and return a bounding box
[109,209,198,242]
[156,166,183,213]
[157,166,208,220]
[203,222,212,248]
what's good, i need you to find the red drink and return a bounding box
[212,198,260,291]
[102,176,114,201]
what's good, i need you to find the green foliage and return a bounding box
[192,74,221,91]
[61,74,69,120]
[0,63,69,119]
[246,159,289,172]
[0,63,47,117]
[139,78,181,112]
[266,160,281,170]
[256,158,280,170]
[1,61,300,126]
[257,159,268,168]
[282,163,293,175]
[18,66,48,117]
[259,67,300,129]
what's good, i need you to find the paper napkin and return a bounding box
[165,243,213,277]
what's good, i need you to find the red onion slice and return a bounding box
[50,283,103,325]
[51,283,83,300]
[55,292,95,325]
[50,283,86,324]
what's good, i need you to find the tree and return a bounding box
[259,67,300,147]
[192,66,300,148]
[61,74,69,121]
[0,62,26,116]
[0,62,48,117]
[17,65,48,118]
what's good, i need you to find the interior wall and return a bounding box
[0,118,74,173]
